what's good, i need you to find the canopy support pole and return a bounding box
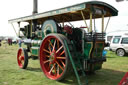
[81,11,89,32]
[30,20,33,38]
[11,23,18,37]
[62,22,64,27]
[90,12,92,32]
[18,22,20,37]
[105,17,111,32]
[102,15,104,33]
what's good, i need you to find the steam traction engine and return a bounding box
[9,1,118,85]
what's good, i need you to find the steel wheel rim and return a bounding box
[117,49,124,56]
[40,36,67,80]
[17,48,25,68]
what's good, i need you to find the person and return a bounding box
[8,39,11,45]
[10,39,12,45]
[18,39,22,47]
[102,50,107,57]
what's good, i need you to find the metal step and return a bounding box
[64,40,88,85]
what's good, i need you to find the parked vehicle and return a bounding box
[105,30,128,44]
[110,35,128,56]
[12,39,17,44]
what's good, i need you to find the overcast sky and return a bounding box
[0,0,128,37]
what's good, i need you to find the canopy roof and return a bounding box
[8,1,118,23]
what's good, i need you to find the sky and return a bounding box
[0,0,128,37]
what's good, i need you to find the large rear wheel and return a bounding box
[40,34,71,81]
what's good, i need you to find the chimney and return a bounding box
[33,0,38,14]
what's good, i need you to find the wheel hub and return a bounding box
[50,52,56,63]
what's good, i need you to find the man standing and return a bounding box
[18,39,22,47]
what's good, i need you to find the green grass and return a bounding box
[0,42,128,85]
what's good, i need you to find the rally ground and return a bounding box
[0,42,128,85]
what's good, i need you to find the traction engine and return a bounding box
[9,1,118,85]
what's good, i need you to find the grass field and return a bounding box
[0,42,128,85]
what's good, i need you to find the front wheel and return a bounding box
[116,49,125,57]
[17,48,28,69]
[39,34,72,81]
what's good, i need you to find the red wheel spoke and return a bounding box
[57,64,59,76]
[48,45,52,53]
[43,49,50,54]
[48,40,53,48]
[54,64,57,75]
[46,55,50,58]
[18,56,21,60]
[60,51,65,56]
[49,63,56,74]
[56,45,63,53]
[57,40,59,49]
[60,60,65,67]
[49,65,54,74]
[19,56,23,61]
[52,40,56,51]
[20,57,24,63]
[56,57,66,60]
[20,57,24,64]
[44,60,50,64]
[49,62,52,67]
[19,58,22,62]
[56,61,64,71]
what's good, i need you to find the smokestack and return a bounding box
[33,0,38,14]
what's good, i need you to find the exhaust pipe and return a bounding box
[33,0,38,14]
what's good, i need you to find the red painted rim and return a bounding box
[40,36,67,80]
[17,48,24,68]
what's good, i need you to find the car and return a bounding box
[110,35,128,56]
